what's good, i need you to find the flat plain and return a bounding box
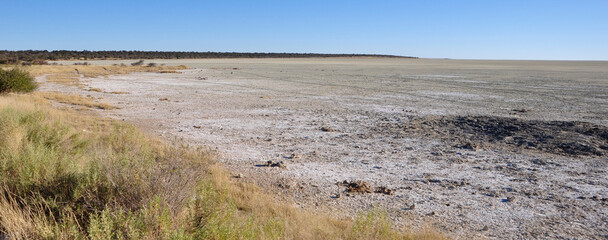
[44,58,608,239]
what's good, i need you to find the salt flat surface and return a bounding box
[45,58,608,239]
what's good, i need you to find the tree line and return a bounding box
[0,50,414,64]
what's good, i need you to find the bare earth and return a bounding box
[43,58,608,239]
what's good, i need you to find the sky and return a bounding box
[1,0,607,60]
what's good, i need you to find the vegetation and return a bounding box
[35,92,118,110]
[22,64,188,79]
[0,68,37,93]
[0,50,414,64]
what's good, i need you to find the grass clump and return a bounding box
[0,68,37,93]
[0,94,212,238]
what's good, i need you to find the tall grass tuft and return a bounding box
[0,96,213,238]
[0,68,37,93]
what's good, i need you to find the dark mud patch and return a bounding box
[377,116,608,156]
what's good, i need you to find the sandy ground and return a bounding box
[42,58,608,239]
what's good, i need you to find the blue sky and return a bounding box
[1,0,607,60]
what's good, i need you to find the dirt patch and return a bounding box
[378,115,608,156]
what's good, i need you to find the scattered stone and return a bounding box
[459,142,479,151]
[193,125,202,129]
[339,180,394,195]
[374,186,393,195]
[232,173,243,178]
[286,153,301,159]
[343,180,372,193]
[511,108,530,113]
[262,160,286,169]
[320,126,336,132]
[159,97,169,101]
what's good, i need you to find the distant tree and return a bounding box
[0,50,415,62]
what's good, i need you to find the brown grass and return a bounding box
[87,88,103,92]
[20,64,188,91]
[106,91,129,94]
[25,64,188,78]
[34,91,119,110]
[45,73,82,87]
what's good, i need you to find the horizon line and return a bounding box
[2,49,607,61]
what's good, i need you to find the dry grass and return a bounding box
[87,88,128,94]
[106,91,129,94]
[87,88,103,92]
[0,93,113,133]
[18,64,188,90]
[159,70,180,73]
[34,91,119,110]
[24,64,188,78]
[45,73,82,87]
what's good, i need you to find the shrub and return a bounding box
[32,59,48,65]
[0,68,37,93]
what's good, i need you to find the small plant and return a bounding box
[0,68,37,93]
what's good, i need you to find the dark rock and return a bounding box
[320,126,336,132]
[374,186,394,195]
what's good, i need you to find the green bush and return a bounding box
[0,68,37,93]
